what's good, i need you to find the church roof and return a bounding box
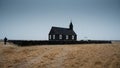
[49,26,77,35]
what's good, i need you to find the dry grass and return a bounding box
[0,42,120,68]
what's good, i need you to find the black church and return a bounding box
[49,21,77,41]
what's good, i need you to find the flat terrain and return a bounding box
[0,42,120,68]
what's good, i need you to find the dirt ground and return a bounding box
[0,42,120,68]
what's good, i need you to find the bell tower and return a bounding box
[69,21,73,30]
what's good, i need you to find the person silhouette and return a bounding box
[4,37,7,45]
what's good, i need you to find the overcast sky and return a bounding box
[0,0,120,40]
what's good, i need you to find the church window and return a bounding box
[66,35,68,40]
[53,35,55,39]
[49,35,51,39]
[59,35,62,39]
[72,35,74,40]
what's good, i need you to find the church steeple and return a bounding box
[69,21,73,30]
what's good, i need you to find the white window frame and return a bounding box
[59,35,62,39]
[53,35,55,39]
[49,35,51,39]
[66,35,68,40]
[72,35,74,40]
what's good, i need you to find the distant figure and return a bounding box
[4,37,7,45]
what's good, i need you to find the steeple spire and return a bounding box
[69,20,73,30]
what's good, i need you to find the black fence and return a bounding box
[8,40,111,46]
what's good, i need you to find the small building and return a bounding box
[48,21,77,41]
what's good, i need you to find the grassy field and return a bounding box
[0,42,120,68]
